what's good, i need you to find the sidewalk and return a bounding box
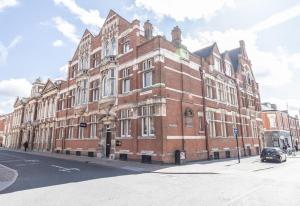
[1,148,294,175]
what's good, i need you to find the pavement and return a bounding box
[1,148,300,206]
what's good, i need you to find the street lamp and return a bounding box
[233,127,240,163]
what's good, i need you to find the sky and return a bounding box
[1,0,300,115]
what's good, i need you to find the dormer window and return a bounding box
[214,57,221,72]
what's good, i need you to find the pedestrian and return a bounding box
[23,141,28,152]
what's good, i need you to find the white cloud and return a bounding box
[182,3,300,88]
[0,97,15,114]
[53,16,79,43]
[53,39,64,47]
[135,0,236,21]
[0,35,22,65]
[265,97,300,117]
[54,0,104,31]
[0,78,31,97]
[0,0,18,12]
[59,64,68,74]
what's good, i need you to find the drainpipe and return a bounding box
[200,66,210,160]
[180,62,185,152]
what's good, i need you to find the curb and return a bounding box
[0,164,18,192]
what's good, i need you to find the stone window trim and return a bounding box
[140,105,155,137]
[142,59,153,89]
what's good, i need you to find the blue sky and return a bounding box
[1,0,300,115]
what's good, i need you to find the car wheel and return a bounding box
[261,159,264,162]
[279,156,282,163]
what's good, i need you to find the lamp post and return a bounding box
[234,127,240,163]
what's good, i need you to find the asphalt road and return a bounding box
[0,149,135,194]
[1,149,300,206]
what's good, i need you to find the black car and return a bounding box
[260,147,287,163]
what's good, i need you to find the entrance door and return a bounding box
[106,131,111,158]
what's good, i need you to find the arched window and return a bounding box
[101,68,116,97]
[102,75,108,97]
[111,37,116,55]
[247,72,252,85]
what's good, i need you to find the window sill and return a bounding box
[138,136,156,139]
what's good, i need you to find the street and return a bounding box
[1,149,300,206]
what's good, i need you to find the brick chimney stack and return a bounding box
[144,20,153,40]
[171,26,182,47]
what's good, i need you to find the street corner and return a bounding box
[0,164,18,192]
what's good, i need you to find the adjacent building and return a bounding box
[261,102,300,149]
[4,10,263,163]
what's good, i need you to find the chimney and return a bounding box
[171,26,181,47]
[144,20,153,40]
[239,40,245,49]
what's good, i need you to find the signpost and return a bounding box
[233,128,240,163]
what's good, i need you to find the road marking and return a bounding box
[0,164,18,192]
[121,166,144,172]
[51,165,80,172]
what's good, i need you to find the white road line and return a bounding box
[0,164,18,192]
[51,165,80,172]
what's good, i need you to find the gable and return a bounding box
[41,79,56,94]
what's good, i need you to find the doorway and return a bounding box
[106,131,112,158]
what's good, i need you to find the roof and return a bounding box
[193,43,215,58]
[228,48,240,71]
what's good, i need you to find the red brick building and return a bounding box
[7,10,263,163]
[261,102,300,149]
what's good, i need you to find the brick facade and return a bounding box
[5,10,263,163]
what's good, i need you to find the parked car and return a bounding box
[260,147,287,163]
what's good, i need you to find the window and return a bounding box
[142,59,152,88]
[122,68,130,93]
[217,82,226,102]
[198,112,204,131]
[71,65,77,78]
[102,68,115,97]
[205,78,214,99]
[184,108,194,128]
[246,72,252,85]
[206,111,216,137]
[221,110,227,137]
[67,126,73,139]
[251,120,258,138]
[242,117,248,137]
[213,152,220,159]
[70,89,75,107]
[141,105,155,136]
[225,63,232,76]
[225,151,231,158]
[81,80,88,104]
[121,109,131,137]
[229,87,237,105]
[123,41,130,53]
[76,80,88,105]
[90,80,99,102]
[111,37,117,55]
[104,41,109,57]
[90,115,97,138]
[214,57,221,72]
[78,117,85,139]
[59,128,64,139]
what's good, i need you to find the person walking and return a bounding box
[23,141,28,152]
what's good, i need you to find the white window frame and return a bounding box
[121,109,131,137]
[142,59,152,88]
[141,105,155,137]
